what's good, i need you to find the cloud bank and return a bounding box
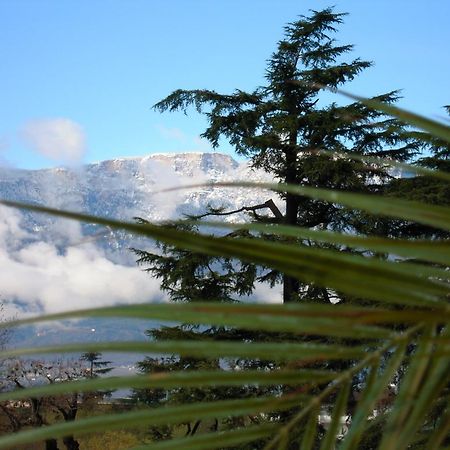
[21,118,86,163]
[0,206,164,317]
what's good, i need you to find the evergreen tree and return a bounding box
[381,106,450,239]
[80,352,113,378]
[133,7,434,445]
[147,6,421,304]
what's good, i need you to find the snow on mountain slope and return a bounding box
[0,152,278,317]
[1,152,273,224]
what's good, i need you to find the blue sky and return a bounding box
[1,0,449,170]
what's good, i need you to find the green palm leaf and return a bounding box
[0,116,448,448]
[0,395,302,449]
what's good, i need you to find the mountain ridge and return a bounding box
[0,152,271,222]
[0,152,276,321]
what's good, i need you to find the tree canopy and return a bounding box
[141,6,425,304]
[130,7,450,447]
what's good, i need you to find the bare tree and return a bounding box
[0,358,93,450]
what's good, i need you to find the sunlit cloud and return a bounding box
[0,206,164,315]
[21,118,87,163]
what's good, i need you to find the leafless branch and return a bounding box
[192,199,283,220]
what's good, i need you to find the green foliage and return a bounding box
[0,6,449,450]
[148,5,439,312]
[78,430,140,450]
[133,7,449,443]
[80,352,113,378]
[0,185,448,447]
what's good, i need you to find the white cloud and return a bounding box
[0,207,30,249]
[21,118,86,163]
[138,158,208,219]
[0,206,164,316]
[241,281,282,304]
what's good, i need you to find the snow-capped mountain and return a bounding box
[0,152,279,352]
[0,152,277,323]
[0,152,273,240]
[0,151,405,355]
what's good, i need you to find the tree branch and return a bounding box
[191,199,283,220]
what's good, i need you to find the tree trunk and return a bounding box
[282,129,300,303]
[58,394,80,450]
[45,439,60,450]
[190,420,201,436]
[62,435,80,450]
